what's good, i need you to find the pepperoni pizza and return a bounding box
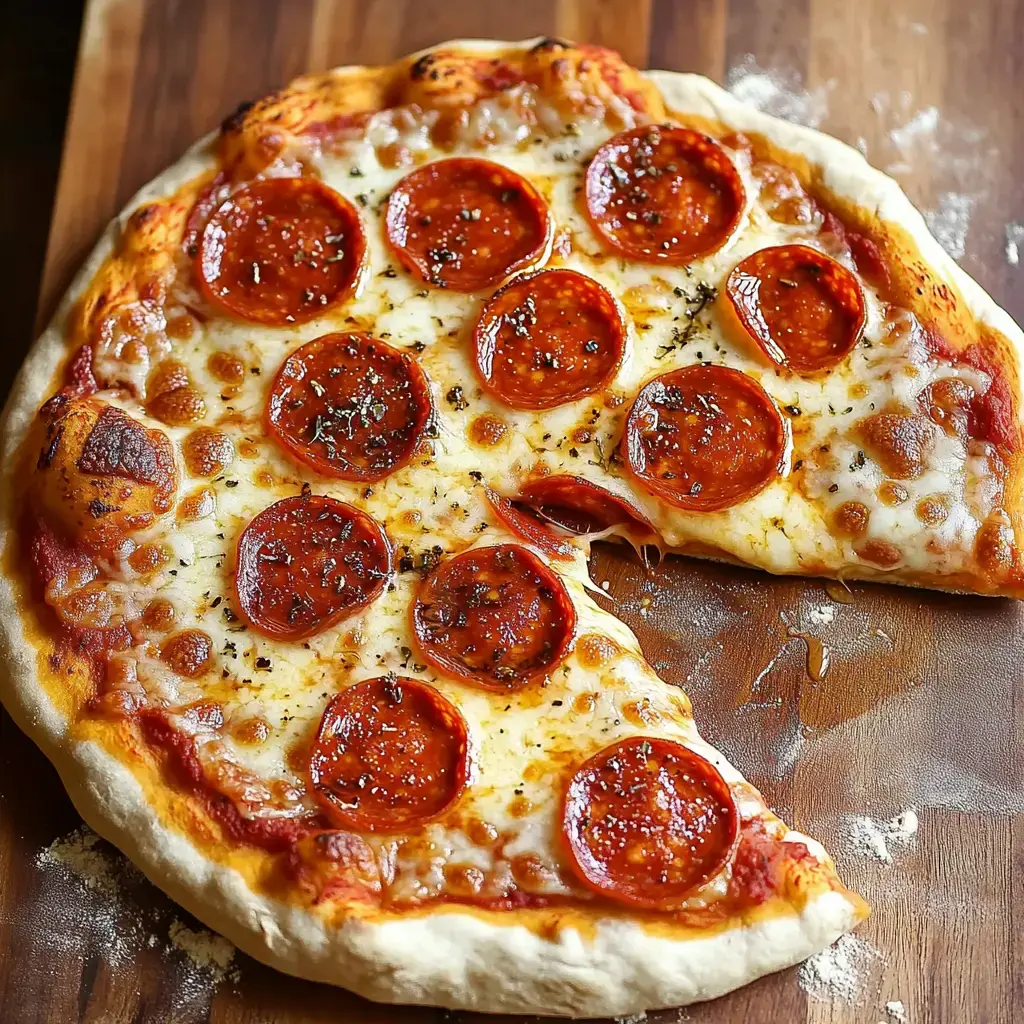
[1,37,1022,1017]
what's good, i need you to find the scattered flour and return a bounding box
[886,998,909,1022]
[924,192,975,260]
[843,808,919,864]
[169,918,238,981]
[861,91,1002,263]
[727,55,833,128]
[886,104,939,172]
[803,602,836,627]
[33,826,239,1009]
[614,1013,648,1024]
[797,933,884,1004]
[1005,222,1024,266]
[36,827,122,895]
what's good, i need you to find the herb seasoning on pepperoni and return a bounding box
[484,488,577,561]
[585,126,745,264]
[412,544,576,690]
[518,475,655,537]
[625,365,788,511]
[267,332,432,482]
[473,270,626,409]
[309,675,469,833]
[385,158,552,291]
[562,736,738,909]
[197,177,366,325]
[725,244,865,373]
[235,494,390,641]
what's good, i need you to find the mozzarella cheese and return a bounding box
[36,78,1001,907]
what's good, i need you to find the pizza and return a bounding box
[1,35,1021,1017]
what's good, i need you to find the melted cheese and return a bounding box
[46,87,1000,908]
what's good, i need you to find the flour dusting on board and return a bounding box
[886,999,910,1023]
[797,933,884,1004]
[726,55,834,128]
[1005,222,1024,266]
[843,808,919,864]
[33,826,239,1007]
[924,193,975,261]
[726,49,1019,267]
[861,90,1006,264]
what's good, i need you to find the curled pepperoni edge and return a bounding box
[384,157,553,292]
[725,243,866,374]
[265,332,434,483]
[234,494,391,641]
[472,269,628,410]
[562,736,740,910]
[485,487,578,560]
[624,365,789,513]
[196,176,368,326]
[410,543,578,690]
[308,676,470,834]
[584,125,746,265]
[517,474,656,538]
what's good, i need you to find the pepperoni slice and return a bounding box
[725,244,865,374]
[625,365,787,511]
[412,544,576,690]
[309,675,469,833]
[485,488,577,561]
[585,126,745,264]
[562,736,738,909]
[518,475,655,537]
[197,177,366,325]
[385,158,551,291]
[235,494,390,640]
[473,270,626,409]
[266,332,432,482]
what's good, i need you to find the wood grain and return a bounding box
[3,1,1023,1022]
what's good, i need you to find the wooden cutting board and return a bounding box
[2,1,1022,1022]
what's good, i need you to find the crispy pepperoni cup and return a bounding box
[385,158,552,291]
[624,365,788,512]
[562,736,739,909]
[517,475,655,537]
[585,126,745,264]
[235,494,390,641]
[473,269,627,409]
[197,177,366,325]
[725,244,866,374]
[266,332,433,482]
[412,544,576,690]
[309,675,470,833]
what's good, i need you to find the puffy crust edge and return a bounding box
[19,34,1024,1014]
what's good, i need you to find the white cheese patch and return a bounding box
[71,87,1001,905]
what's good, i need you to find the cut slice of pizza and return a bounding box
[3,33,1022,1020]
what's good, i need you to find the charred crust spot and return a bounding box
[77,406,166,485]
[530,37,572,53]
[129,204,160,230]
[87,498,119,519]
[220,99,255,134]
[410,53,437,81]
[37,425,64,470]
[39,393,70,422]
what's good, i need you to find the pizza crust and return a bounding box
[3,36,1021,1016]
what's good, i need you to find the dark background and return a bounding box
[1,2,84,394]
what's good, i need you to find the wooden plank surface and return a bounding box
[2,1,1023,1022]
